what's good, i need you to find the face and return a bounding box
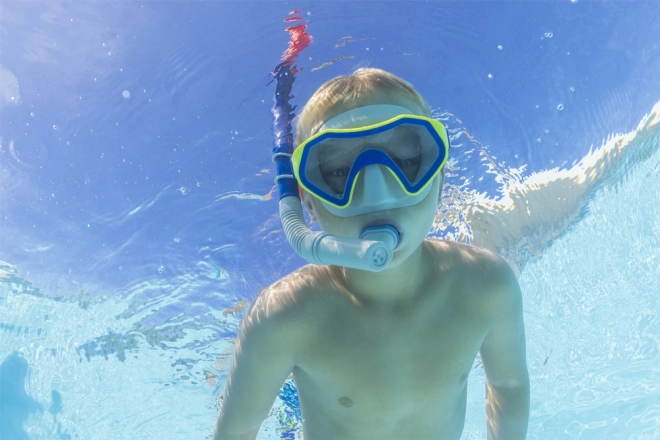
[299,95,445,267]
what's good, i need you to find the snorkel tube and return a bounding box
[271,61,398,272]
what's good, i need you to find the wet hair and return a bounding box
[295,68,432,147]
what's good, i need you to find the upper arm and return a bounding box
[479,258,529,389]
[213,290,299,439]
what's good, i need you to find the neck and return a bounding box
[337,241,429,312]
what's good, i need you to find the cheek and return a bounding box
[425,176,442,208]
[309,198,332,225]
[310,199,355,234]
[418,178,442,227]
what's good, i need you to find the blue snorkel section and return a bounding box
[271,62,299,200]
[270,62,398,272]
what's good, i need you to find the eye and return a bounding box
[395,156,421,168]
[322,166,351,194]
[327,167,350,178]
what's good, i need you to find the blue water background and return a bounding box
[1,1,659,439]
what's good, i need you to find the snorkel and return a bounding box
[271,62,399,272]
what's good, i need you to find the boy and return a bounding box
[214,68,529,440]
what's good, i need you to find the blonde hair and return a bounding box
[295,68,431,147]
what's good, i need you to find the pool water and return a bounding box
[1,1,659,439]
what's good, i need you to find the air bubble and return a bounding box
[52,125,58,130]
[545,32,553,38]
[497,45,503,50]
[122,90,130,98]
[537,138,542,143]
[557,104,564,110]
[158,266,165,274]
[570,87,575,92]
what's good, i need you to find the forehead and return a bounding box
[320,93,427,128]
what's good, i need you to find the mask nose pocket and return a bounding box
[351,164,404,207]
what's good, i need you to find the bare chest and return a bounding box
[292,287,489,437]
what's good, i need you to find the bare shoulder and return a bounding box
[425,238,509,271]
[253,264,339,311]
[425,239,520,307]
[246,264,339,337]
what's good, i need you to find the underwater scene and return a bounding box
[1,1,659,439]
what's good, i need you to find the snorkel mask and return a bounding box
[293,104,449,217]
[271,66,449,272]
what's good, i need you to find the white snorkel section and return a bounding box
[278,197,398,271]
[276,105,416,272]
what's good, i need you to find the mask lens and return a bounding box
[302,120,444,203]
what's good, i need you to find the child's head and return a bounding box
[294,68,446,267]
[295,68,432,146]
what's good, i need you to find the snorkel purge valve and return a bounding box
[271,61,399,272]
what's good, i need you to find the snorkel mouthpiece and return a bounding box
[359,225,399,267]
[279,197,399,272]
